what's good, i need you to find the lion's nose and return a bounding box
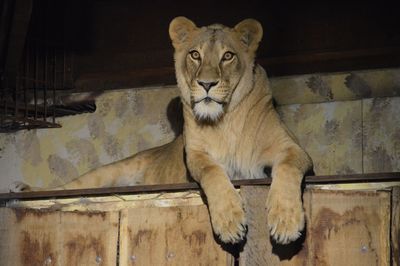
[197,80,219,92]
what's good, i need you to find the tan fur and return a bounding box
[10,17,312,245]
[170,17,312,244]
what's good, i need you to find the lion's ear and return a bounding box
[234,19,263,52]
[169,17,198,48]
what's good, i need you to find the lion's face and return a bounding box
[169,17,263,123]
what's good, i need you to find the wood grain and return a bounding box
[0,182,397,265]
[119,205,232,266]
[239,187,392,266]
[0,208,119,266]
[309,189,391,266]
[392,187,400,266]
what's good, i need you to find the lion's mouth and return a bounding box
[194,97,224,105]
[203,97,212,103]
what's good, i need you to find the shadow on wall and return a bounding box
[167,96,184,137]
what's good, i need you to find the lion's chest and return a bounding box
[203,126,265,180]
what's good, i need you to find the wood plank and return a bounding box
[392,187,400,266]
[239,186,309,265]
[0,208,119,266]
[1,172,399,200]
[0,186,396,265]
[309,189,391,266]
[240,188,393,265]
[119,206,232,266]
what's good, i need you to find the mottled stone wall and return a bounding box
[0,68,399,192]
[363,97,400,173]
[271,67,400,175]
[278,97,400,175]
[271,68,400,105]
[277,101,363,175]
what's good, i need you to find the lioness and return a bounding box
[11,17,312,245]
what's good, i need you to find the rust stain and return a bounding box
[71,210,107,221]
[65,237,85,264]
[13,208,54,223]
[14,209,107,223]
[21,231,56,265]
[176,209,183,221]
[131,229,154,247]
[186,229,206,245]
[183,229,207,256]
[65,234,106,265]
[310,189,380,197]
[311,206,379,266]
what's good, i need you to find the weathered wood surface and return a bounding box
[240,187,391,266]
[393,187,400,266]
[119,205,232,266]
[1,172,399,200]
[309,189,390,266]
[0,208,119,266]
[0,184,397,266]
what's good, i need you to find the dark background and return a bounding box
[2,0,400,91]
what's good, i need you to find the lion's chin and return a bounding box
[193,100,224,123]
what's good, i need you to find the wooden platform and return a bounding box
[0,173,399,266]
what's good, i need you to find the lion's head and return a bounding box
[169,17,263,122]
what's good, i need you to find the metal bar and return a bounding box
[63,48,66,89]
[0,81,5,126]
[34,40,38,119]
[52,47,56,123]
[4,83,7,119]
[24,42,28,119]
[43,46,47,121]
[43,0,47,121]
[1,172,399,201]
[14,76,18,119]
[7,116,61,127]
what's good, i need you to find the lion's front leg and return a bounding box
[267,164,305,244]
[266,145,312,244]
[186,149,246,243]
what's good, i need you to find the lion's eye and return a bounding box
[189,50,201,60]
[222,51,234,61]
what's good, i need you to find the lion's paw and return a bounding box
[266,187,304,245]
[9,181,31,193]
[208,189,246,243]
